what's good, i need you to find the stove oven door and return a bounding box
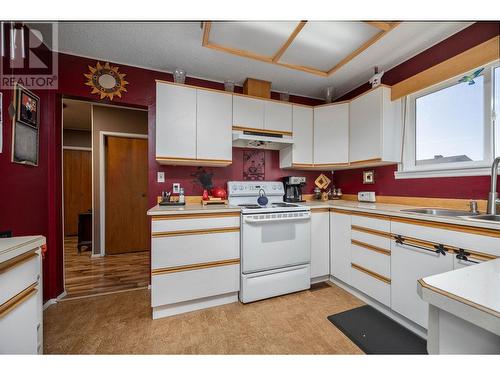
[241,210,311,274]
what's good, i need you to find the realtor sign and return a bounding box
[1,22,58,89]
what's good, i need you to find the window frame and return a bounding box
[395,60,499,179]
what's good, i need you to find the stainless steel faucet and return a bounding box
[487,156,500,214]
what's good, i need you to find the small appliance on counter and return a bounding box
[283,176,306,202]
[358,191,376,203]
[159,190,186,206]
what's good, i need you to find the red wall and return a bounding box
[1,52,323,301]
[333,22,500,198]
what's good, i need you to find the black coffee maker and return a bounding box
[282,176,306,202]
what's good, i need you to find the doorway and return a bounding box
[61,99,150,299]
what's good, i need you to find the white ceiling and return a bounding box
[57,21,473,99]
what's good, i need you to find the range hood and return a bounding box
[232,128,294,150]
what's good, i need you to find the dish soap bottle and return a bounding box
[179,188,185,204]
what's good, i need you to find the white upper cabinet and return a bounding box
[233,95,265,130]
[156,82,232,166]
[313,103,349,166]
[196,89,233,162]
[349,86,402,164]
[264,101,292,133]
[156,83,197,160]
[280,105,313,168]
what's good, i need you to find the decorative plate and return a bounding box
[84,62,129,100]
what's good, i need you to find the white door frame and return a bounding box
[99,131,148,257]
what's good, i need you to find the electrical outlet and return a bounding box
[173,183,180,194]
[157,172,165,183]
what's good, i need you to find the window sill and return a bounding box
[394,167,492,179]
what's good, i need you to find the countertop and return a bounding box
[148,199,500,231]
[147,203,241,216]
[418,258,500,335]
[0,235,46,263]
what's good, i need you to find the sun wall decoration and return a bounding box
[84,62,129,100]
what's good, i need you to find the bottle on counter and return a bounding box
[179,188,185,204]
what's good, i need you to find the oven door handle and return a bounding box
[243,216,311,224]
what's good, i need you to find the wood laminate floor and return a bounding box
[44,282,365,354]
[63,236,150,299]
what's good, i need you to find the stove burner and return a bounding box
[272,203,299,208]
[238,204,263,209]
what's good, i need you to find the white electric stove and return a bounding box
[227,181,311,303]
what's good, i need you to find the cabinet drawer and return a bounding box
[391,219,500,258]
[0,251,39,306]
[0,284,38,354]
[351,215,390,233]
[351,263,390,306]
[152,230,240,269]
[151,263,240,306]
[151,213,240,233]
[351,240,390,278]
[351,228,391,251]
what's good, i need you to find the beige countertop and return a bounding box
[147,203,241,216]
[148,199,500,231]
[418,258,500,335]
[0,235,46,263]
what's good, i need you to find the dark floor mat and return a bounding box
[327,305,427,354]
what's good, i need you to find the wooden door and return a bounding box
[63,149,92,236]
[105,136,149,255]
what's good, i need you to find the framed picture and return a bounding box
[243,150,265,181]
[15,84,40,129]
[363,170,375,184]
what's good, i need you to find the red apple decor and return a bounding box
[211,187,227,200]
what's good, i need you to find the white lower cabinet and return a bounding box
[0,236,44,354]
[330,211,351,284]
[391,237,453,329]
[310,210,330,279]
[351,264,391,306]
[150,213,240,319]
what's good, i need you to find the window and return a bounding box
[397,61,499,178]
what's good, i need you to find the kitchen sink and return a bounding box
[462,214,500,222]
[400,208,478,217]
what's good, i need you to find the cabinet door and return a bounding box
[196,90,233,161]
[156,83,197,159]
[314,104,349,165]
[330,212,351,284]
[391,240,453,328]
[264,101,292,133]
[233,95,264,129]
[292,105,313,164]
[311,211,330,278]
[349,88,382,162]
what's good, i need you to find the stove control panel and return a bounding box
[228,181,284,196]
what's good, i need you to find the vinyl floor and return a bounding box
[44,282,365,354]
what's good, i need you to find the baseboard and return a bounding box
[311,275,330,284]
[152,292,239,320]
[329,276,427,339]
[43,291,67,310]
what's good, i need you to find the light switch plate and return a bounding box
[173,183,180,194]
[157,172,165,183]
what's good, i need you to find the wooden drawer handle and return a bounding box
[351,263,391,284]
[351,239,390,256]
[351,225,391,238]
[152,227,240,238]
[152,212,240,221]
[152,258,240,275]
[0,282,38,319]
[0,250,38,274]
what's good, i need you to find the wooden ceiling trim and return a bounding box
[364,21,393,31]
[202,21,212,46]
[391,35,500,100]
[326,22,400,76]
[272,21,307,62]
